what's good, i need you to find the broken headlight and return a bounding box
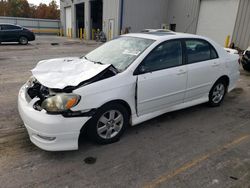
[41,94,81,113]
[26,76,37,88]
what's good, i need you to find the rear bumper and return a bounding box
[18,85,90,151]
[228,71,240,92]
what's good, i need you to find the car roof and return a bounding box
[124,32,202,41]
[0,23,22,27]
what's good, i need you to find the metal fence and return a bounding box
[0,16,61,35]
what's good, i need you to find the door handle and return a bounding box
[177,69,187,75]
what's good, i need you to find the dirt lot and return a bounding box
[0,36,250,188]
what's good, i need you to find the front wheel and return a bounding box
[19,36,28,45]
[208,80,227,107]
[87,103,129,144]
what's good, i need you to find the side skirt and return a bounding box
[131,96,209,126]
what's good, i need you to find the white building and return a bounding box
[60,0,250,49]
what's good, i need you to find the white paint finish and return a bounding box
[185,58,221,102]
[18,33,240,151]
[137,66,187,116]
[18,86,90,151]
[196,0,240,46]
[32,57,111,89]
[65,6,72,30]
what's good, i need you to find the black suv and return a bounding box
[0,24,35,45]
[241,47,250,72]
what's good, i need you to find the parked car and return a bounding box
[0,23,35,45]
[18,32,240,151]
[241,46,250,71]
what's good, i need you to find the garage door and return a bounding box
[65,7,72,32]
[196,0,239,46]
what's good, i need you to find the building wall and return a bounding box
[232,0,250,49]
[122,0,169,33]
[103,0,121,39]
[167,0,200,34]
[61,0,90,38]
[196,0,240,46]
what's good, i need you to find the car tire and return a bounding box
[87,103,129,144]
[19,36,28,45]
[208,80,227,107]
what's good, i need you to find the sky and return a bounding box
[27,0,60,6]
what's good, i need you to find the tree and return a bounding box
[36,3,48,19]
[35,1,59,19]
[47,0,59,19]
[0,0,60,19]
[0,0,7,16]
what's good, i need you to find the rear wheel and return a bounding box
[19,36,28,45]
[208,80,227,107]
[87,103,129,144]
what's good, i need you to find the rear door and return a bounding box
[0,25,3,42]
[184,39,221,102]
[1,25,22,42]
[136,39,187,116]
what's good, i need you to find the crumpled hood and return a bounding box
[31,57,111,89]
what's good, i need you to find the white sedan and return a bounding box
[18,32,240,151]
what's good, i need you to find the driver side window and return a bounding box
[141,40,183,73]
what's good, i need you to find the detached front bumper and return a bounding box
[18,85,90,151]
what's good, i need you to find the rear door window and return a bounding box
[185,39,218,64]
[2,25,21,30]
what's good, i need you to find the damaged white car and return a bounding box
[18,32,240,151]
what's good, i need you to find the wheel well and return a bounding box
[217,75,230,88]
[100,100,132,117]
[19,35,28,39]
[79,100,132,134]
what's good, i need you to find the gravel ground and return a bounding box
[0,36,250,188]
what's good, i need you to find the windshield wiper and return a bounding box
[83,56,103,65]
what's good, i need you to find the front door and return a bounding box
[136,40,187,116]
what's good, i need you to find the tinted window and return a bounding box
[2,25,21,30]
[141,40,182,72]
[185,39,218,64]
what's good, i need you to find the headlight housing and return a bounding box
[26,76,37,87]
[41,94,81,113]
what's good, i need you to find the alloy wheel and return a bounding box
[97,110,124,139]
[212,83,225,104]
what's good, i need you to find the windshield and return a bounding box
[84,36,155,71]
